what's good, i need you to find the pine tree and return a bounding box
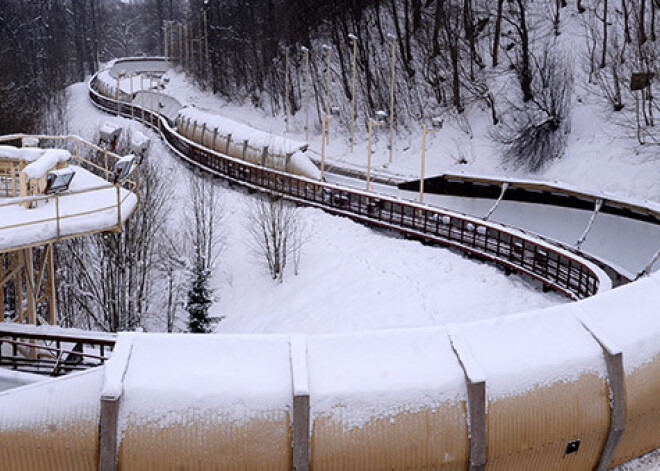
[186,263,216,333]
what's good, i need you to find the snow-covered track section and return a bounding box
[3,292,660,471]
[88,59,613,300]
[4,56,643,470]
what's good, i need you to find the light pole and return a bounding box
[157,78,162,133]
[163,21,168,67]
[386,33,396,166]
[149,76,154,127]
[321,106,340,181]
[129,72,134,119]
[178,23,183,67]
[322,44,332,144]
[203,6,209,84]
[367,110,387,191]
[419,117,443,204]
[301,46,310,142]
[285,48,290,133]
[140,75,145,122]
[115,74,121,116]
[349,33,358,153]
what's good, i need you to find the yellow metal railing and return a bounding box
[0,134,139,250]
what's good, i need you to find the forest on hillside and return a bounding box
[2,0,660,170]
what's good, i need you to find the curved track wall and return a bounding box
[1,58,659,471]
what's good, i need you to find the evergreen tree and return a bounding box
[186,263,216,333]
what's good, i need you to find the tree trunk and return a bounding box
[493,0,504,67]
[622,0,632,43]
[640,0,648,44]
[516,0,533,102]
[652,0,657,42]
[601,0,608,68]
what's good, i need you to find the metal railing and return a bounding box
[0,325,115,376]
[89,71,608,300]
[0,134,139,251]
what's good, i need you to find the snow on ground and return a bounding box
[65,80,563,335]
[47,57,660,469]
[213,190,562,334]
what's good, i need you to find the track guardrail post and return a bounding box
[448,325,487,471]
[578,318,626,471]
[99,397,120,471]
[289,334,311,471]
[98,336,133,471]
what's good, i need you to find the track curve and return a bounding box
[1,57,659,471]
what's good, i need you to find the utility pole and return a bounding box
[302,46,310,142]
[285,48,290,133]
[322,44,332,144]
[349,34,358,153]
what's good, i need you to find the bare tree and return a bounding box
[246,196,306,282]
[57,143,171,332]
[185,174,224,271]
[156,232,187,332]
[494,47,573,172]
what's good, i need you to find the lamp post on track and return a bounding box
[115,74,121,117]
[419,117,443,204]
[322,44,332,144]
[178,23,183,67]
[367,110,387,191]
[321,106,340,181]
[157,79,162,133]
[349,34,358,153]
[149,76,154,127]
[301,46,310,142]
[129,73,134,119]
[386,33,396,167]
[203,7,210,84]
[163,21,169,67]
[140,75,145,122]
[285,48,290,133]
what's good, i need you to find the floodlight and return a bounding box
[100,123,123,145]
[348,33,358,41]
[321,44,331,51]
[386,33,396,42]
[301,46,308,52]
[113,155,137,183]
[45,168,76,194]
[430,116,444,129]
[130,133,151,163]
[374,110,388,123]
